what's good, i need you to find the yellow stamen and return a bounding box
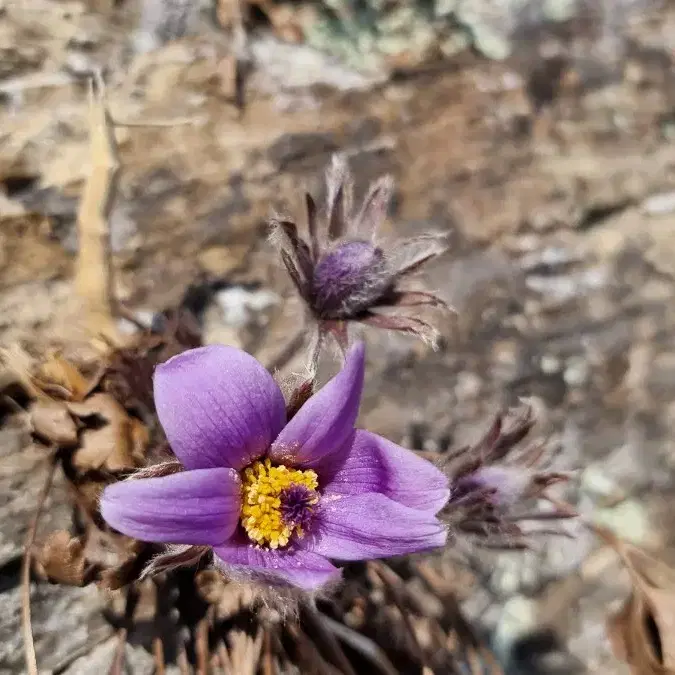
[240,459,318,549]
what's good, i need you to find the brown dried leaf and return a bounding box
[0,345,42,398]
[601,527,675,674]
[36,354,92,401]
[75,477,108,517]
[30,401,78,446]
[68,393,148,472]
[35,531,88,586]
[1,347,95,401]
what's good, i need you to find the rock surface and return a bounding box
[2,0,675,672]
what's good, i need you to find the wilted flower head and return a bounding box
[271,155,449,360]
[443,406,571,550]
[101,342,449,591]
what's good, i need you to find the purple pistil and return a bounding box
[280,484,318,531]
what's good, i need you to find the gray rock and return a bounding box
[0,583,109,673]
[0,420,72,568]
[60,638,182,675]
[492,595,540,661]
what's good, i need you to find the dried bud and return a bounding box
[311,241,389,318]
[453,465,532,507]
[271,155,449,360]
[443,405,572,549]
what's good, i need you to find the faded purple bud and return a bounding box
[311,241,390,319]
[443,405,573,550]
[270,155,450,360]
[454,466,532,507]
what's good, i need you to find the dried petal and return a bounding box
[37,354,93,401]
[30,401,78,446]
[69,393,149,472]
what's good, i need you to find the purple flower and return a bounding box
[101,342,448,591]
[271,155,449,357]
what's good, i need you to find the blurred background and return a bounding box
[2,0,675,673]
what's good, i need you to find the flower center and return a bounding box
[240,459,319,549]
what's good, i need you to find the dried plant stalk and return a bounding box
[74,71,120,344]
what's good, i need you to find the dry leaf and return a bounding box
[30,401,78,446]
[36,531,88,586]
[75,477,108,517]
[36,354,92,401]
[601,527,675,674]
[68,393,148,472]
[1,346,95,401]
[0,345,47,399]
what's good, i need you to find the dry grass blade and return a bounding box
[320,615,399,675]
[177,644,191,675]
[22,455,58,675]
[195,613,211,675]
[153,636,166,675]
[108,629,128,675]
[370,562,427,665]
[288,622,342,675]
[302,605,358,675]
[75,71,121,345]
[261,629,276,675]
[220,629,263,675]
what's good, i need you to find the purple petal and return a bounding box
[214,537,340,590]
[154,345,286,470]
[101,468,241,545]
[309,493,447,561]
[268,342,365,469]
[323,430,449,513]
